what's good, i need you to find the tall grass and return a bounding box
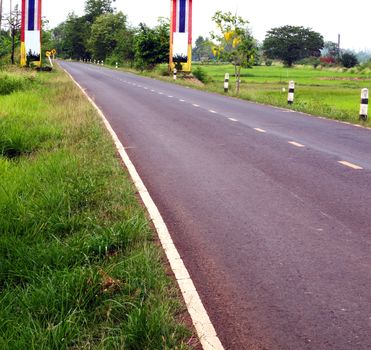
[0,67,194,349]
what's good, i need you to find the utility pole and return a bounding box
[0,0,3,37]
[338,33,341,60]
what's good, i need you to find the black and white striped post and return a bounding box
[173,68,177,80]
[101,60,104,66]
[288,81,295,104]
[359,88,368,121]
[224,73,230,93]
[115,62,118,69]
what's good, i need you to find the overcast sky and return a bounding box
[10,0,371,51]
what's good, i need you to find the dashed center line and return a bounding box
[288,141,305,148]
[192,104,199,107]
[158,92,164,95]
[228,118,238,122]
[209,110,217,114]
[254,128,266,133]
[151,89,155,92]
[168,95,173,98]
[338,161,363,170]
[179,99,185,102]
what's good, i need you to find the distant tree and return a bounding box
[84,0,114,23]
[52,13,90,59]
[88,12,126,60]
[322,41,339,60]
[4,5,21,64]
[341,52,358,68]
[192,36,214,62]
[263,25,324,67]
[211,11,256,94]
[134,19,169,70]
[115,26,136,66]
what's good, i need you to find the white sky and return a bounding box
[10,0,371,51]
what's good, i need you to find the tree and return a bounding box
[322,41,339,60]
[341,52,358,68]
[52,13,90,59]
[211,11,256,94]
[84,0,114,23]
[192,36,214,62]
[3,5,21,64]
[87,12,126,60]
[263,25,324,67]
[134,19,169,70]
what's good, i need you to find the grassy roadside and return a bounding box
[110,62,371,127]
[0,66,195,349]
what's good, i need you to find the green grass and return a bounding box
[126,62,370,126]
[191,64,371,125]
[0,66,195,349]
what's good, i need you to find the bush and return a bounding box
[341,52,359,68]
[0,73,33,95]
[265,59,273,66]
[192,66,211,84]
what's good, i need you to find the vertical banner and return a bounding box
[21,0,42,67]
[170,0,192,72]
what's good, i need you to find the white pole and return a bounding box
[48,56,53,67]
[359,88,369,121]
[101,60,104,66]
[116,62,118,69]
[288,81,295,104]
[224,73,229,93]
[173,68,177,80]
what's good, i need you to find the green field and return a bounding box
[0,66,194,349]
[192,64,371,124]
[149,63,370,126]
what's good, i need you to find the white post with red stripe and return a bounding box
[360,88,368,121]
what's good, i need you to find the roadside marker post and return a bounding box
[173,68,177,80]
[115,62,118,69]
[101,60,104,66]
[360,88,369,121]
[288,81,295,104]
[224,73,229,93]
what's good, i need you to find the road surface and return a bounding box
[61,61,371,350]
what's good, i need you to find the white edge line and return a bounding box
[62,65,225,350]
[338,160,363,170]
[288,141,305,148]
[254,128,266,133]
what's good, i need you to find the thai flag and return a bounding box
[23,0,41,32]
[174,0,190,33]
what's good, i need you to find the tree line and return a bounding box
[0,0,369,70]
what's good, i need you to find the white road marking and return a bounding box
[192,104,199,107]
[209,110,217,114]
[179,99,185,102]
[288,141,305,148]
[151,89,155,92]
[338,161,363,170]
[63,65,225,350]
[228,118,238,122]
[254,128,266,133]
[144,87,148,90]
[158,92,164,95]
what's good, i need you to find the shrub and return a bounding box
[0,73,32,95]
[265,59,273,66]
[192,66,211,84]
[341,52,358,68]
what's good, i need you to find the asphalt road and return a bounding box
[61,61,371,350]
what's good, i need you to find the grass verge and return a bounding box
[0,66,195,349]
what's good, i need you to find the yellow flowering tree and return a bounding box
[211,11,256,94]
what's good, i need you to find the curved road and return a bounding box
[62,61,371,350]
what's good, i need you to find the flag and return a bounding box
[170,0,192,72]
[21,0,42,67]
